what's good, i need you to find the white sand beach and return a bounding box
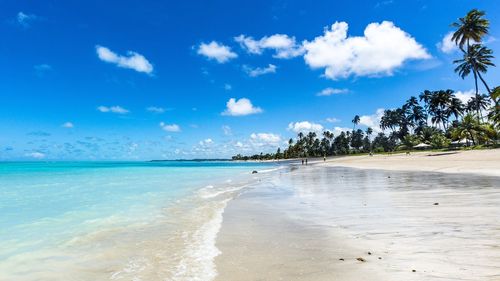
[322,149,500,177]
[215,149,500,280]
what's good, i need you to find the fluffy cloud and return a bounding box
[62,122,74,128]
[222,98,263,116]
[437,32,458,54]
[330,126,352,136]
[302,21,430,79]
[159,122,181,132]
[97,105,129,114]
[96,45,153,74]
[287,121,324,133]
[454,90,475,104]
[359,108,385,133]
[316,87,348,96]
[250,133,281,143]
[243,64,277,77]
[197,41,237,63]
[146,106,165,113]
[235,34,304,59]
[224,84,232,91]
[249,133,282,147]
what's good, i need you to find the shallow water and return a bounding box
[0,161,276,281]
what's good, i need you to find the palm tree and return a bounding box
[447,97,465,122]
[454,44,495,99]
[451,114,483,145]
[297,132,304,141]
[427,90,453,129]
[409,105,427,127]
[467,94,491,121]
[419,90,433,109]
[352,115,360,130]
[404,96,419,109]
[451,9,489,51]
[366,127,373,137]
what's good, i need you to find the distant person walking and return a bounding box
[305,159,308,165]
[301,159,304,165]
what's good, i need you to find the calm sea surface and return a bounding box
[0,161,276,281]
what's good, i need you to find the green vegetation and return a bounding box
[232,9,499,161]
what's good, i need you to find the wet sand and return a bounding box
[215,165,500,280]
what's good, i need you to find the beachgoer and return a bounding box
[301,159,304,165]
[305,159,308,165]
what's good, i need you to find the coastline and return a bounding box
[321,149,500,177]
[215,149,500,280]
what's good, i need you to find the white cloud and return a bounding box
[302,21,430,79]
[437,32,458,54]
[197,41,237,63]
[96,45,153,74]
[244,64,277,77]
[454,90,475,104]
[25,152,45,159]
[97,105,129,114]
[316,87,348,96]
[222,98,263,116]
[199,138,214,146]
[222,125,232,136]
[235,34,304,59]
[62,122,74,128]
[287,121,324,133]
[359,108,385,133]
[249,133,282,148]
[159,122,181,132]
[325,117,340,123]
[331,126,352,136]
[17,12,37,27]
[224,84,232,91]
[146,106,165,113]
[250,133,281,143]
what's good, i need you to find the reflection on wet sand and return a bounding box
[216,166,500,281]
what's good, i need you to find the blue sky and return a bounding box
[1,0,499,160]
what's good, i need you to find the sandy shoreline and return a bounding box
[321,149,500,177]
[215,149,500,280]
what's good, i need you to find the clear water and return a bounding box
[0,161,276,280]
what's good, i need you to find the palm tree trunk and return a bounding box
[473,70,482,122]
[477,72,491,93]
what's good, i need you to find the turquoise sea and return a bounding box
[0,161,277,281]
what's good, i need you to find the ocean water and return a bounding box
[0,161,277,281]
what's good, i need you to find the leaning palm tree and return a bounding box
[451,9,489,51]
[454,44,495,99]
[352,115,360,130]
